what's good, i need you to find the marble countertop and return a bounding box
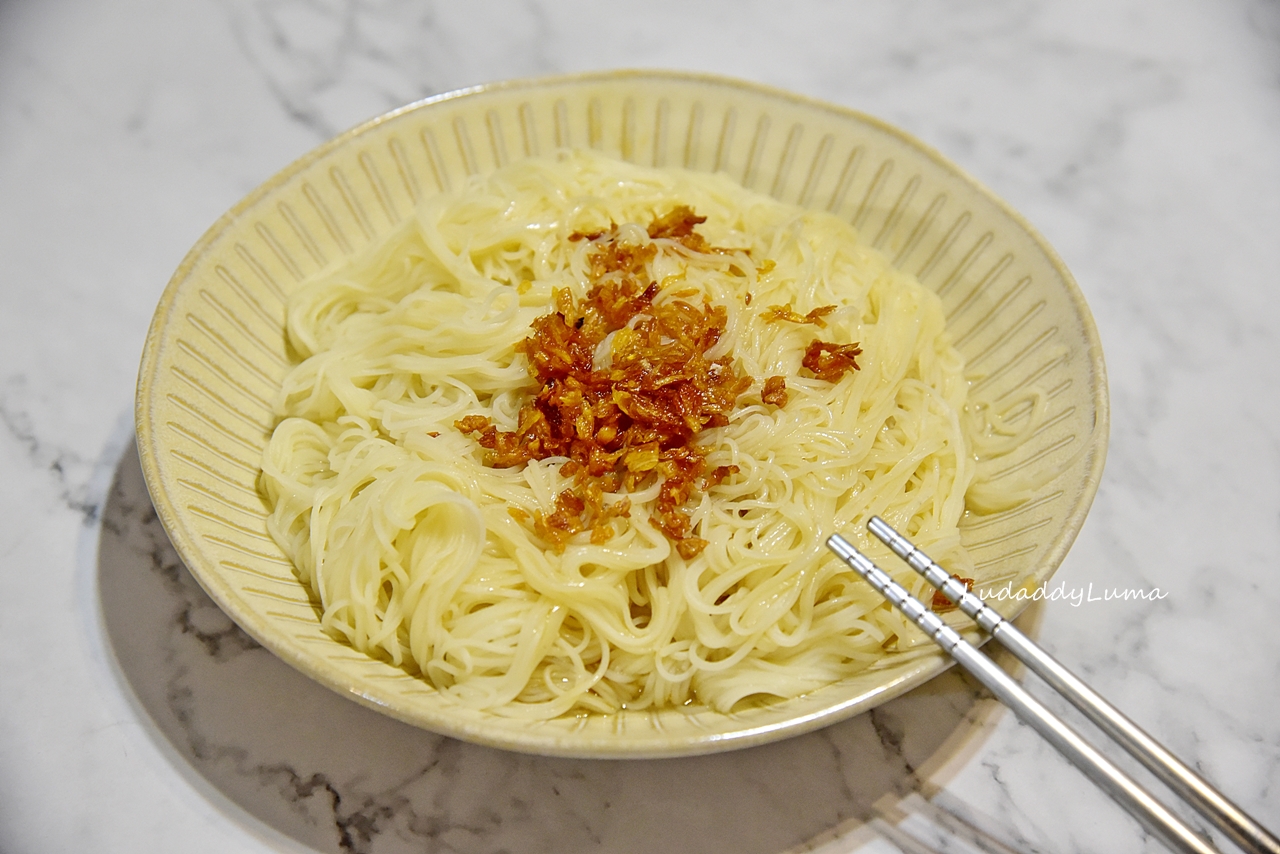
[2,1,1278,852]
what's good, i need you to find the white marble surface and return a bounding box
[2,1,1278,851]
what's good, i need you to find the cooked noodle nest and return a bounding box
[260,149,1037,719]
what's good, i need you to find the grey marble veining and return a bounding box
[2,1,1278,852]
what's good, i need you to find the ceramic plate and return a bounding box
[136,70,1107,757]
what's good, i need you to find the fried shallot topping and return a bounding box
[761,375,789,408]
[768,303,864,384]
[801,339,863,383]
[457,207,767,558]
[763,303,837,328]
[646,205,710,250]
[931,575,975,613]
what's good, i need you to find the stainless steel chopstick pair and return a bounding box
[826,518,1280,854]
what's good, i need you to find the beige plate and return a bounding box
[136,70,1108,758]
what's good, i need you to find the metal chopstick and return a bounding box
[825,532,1212,853]
[860,516,1280,854]
[826,522,1280,854]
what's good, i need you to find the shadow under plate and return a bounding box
[98,436,1015,854]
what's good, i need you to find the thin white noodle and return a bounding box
[260,150,1021,718]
